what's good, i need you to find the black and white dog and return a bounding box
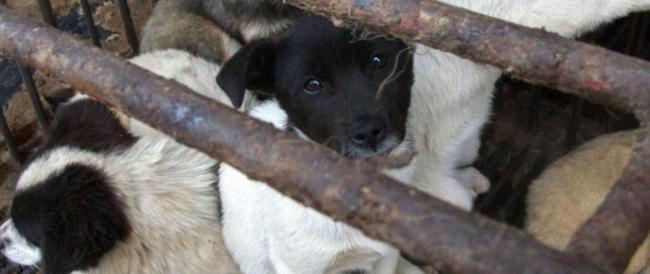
[216,15,422,274]
[0,50,241,274]
[143,0,650,213]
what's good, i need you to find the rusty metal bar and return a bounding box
[284,1,650,272]
[115,0,138,54]
[0,7,612,274]
[79,0,101,47]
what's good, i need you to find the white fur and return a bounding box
[241,19,294,42]
[0,220,41,266]
[407,0,650,210]
[220,100,422,274]
[126,49,257,138]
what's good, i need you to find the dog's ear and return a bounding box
[217,39,277,109]
[43,88,77,113]
[17,165,131,274]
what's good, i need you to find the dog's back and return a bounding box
[140,0,298,63]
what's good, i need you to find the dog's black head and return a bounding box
[217,15,413,158]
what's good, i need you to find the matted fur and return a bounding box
[525,129,650,274]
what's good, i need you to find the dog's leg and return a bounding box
[455,166,490,199]
[408,47,499,210]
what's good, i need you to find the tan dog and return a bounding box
[526,129,650,274]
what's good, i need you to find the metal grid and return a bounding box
[0,1,647,274]
[0,0,139,163]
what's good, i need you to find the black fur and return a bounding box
[12,164,130,274]
[218,15,413,158]
[29,99,136,165]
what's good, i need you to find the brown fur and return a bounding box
[526,129,650,274]
[140,0,298,63]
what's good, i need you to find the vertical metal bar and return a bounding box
[36,0,56,26]
[16,64,49,132]
[79,0,101,47]
[116,0,139,55]
[0,109,21,163]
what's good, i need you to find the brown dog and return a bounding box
[526,129,650,274]
[140,0,299,63]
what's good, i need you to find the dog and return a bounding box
[140,0,300,63]
[403,0,650,211]
[216,15,423,274]
[141,0,650,211]
[0,49,242,274]
[525,129,650,274]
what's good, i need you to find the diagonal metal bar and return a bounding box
[115,0,139,55]
[79,0,101,47]
[35,0,55,26]
[0,108,21,162]
[16,63,49,131]
[0,6,611,274]
[284,0,650,272]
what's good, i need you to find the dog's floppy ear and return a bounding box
[12,165,131,274]
[217,39,277,109]
[43,88,77,113]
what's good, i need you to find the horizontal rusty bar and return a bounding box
[0,6,611,274]
[283,0,650,272]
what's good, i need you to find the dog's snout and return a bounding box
[348,118,386,149]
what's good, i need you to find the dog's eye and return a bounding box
[303,79,322,94]
[370,54,388,68]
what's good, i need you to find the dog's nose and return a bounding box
[349,118,385,149]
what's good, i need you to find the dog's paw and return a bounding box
[455,167,490,198]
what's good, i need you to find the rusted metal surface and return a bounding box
[285,0,650,272]
[0,6,613,274]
